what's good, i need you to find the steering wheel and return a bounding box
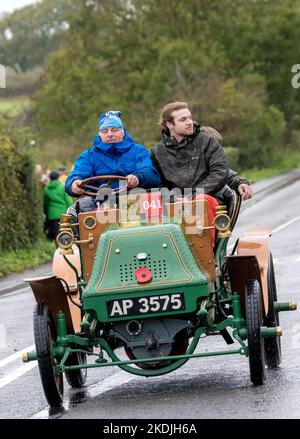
[78,175,128,197]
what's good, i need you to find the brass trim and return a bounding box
[214,213,231,232]
[289,301,297,311]
[96,278,195,293]
[75,234,94,245]
[60,214,72,224]
[56,230,75,249]
[215,205,227,212]
[83,216,97,230]
[217,230,232,238]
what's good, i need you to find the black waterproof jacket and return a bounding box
[226,170,249,192]
[151,122,229,195]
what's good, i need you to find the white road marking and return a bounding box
[273,255,300,265]
[0,286,29,298]
[87,369,141,398]
[0,344,35,369]
[0,362,37,389]
[273,216,300,234]
[31,369,140,419]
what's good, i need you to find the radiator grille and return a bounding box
[119,255,167,283]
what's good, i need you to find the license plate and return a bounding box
[107,293,185,318]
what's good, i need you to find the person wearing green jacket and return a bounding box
[44,170,73,240]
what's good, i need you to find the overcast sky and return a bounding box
[0,0,39,15]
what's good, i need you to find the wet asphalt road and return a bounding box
[0,175,299,419]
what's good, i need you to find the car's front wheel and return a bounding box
[34,302,64,407]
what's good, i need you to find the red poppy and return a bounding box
[135,267,152,283]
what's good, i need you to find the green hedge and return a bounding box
[0,120,44,251]
[223,146,240,170]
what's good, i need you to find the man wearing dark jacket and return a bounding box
[200,125,252,201]
[151,102,252,201]
[151,101,252,243]
[151,102,228,197]
[151,101,229,244]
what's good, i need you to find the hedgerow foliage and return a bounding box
[34,0,297,170]
[0,119,43,251]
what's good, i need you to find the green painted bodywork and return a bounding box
[49,294,249,377]
[26,205,296,392]
[82,224,210,322]
[274,302,294,312]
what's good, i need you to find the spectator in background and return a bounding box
[35,163,43,176]
[44,170,73,241]
[41,168,51,187]
[35,164,50,188]
[58,165,68,184]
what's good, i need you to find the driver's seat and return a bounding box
[222,189,242,231]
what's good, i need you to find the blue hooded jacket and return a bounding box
[65,131,161,196]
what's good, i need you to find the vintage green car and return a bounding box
[23,175,297,407]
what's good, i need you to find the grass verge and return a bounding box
[0,239,55,278]
[0,96,30,117]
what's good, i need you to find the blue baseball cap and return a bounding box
[98,110,124,131]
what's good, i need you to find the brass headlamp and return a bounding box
[56,214,75,254]
[214,205,231,238]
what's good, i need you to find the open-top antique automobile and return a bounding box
[23,175,297,407]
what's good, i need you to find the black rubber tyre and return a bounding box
[246,279,266,385]
[264,253,281,368]
[33,302,64,407]
[65,352,87,388]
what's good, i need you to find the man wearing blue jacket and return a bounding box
[65,111,161,197]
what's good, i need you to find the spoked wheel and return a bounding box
[65,351,87,388]
[264,253,281,368]
[33,302,64,407]
[245,279,266,385]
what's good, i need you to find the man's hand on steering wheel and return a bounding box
[71,179,85,195]
[71,174,139,197]
[126,174,139,188]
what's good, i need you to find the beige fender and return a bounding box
[226,227,271,316]
[52,244,82,292]
[25,245,82,334]
[24,276,81,334]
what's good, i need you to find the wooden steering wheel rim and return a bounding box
[78,175,128,197]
